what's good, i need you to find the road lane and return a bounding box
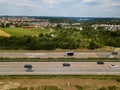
[0,68,120,75]
[0,62,120,68]
[0,62,120,75]
[0,52,119,58]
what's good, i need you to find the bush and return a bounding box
[98,87,107,90]
[9,87,27,90]
[29,87,34,90]
[116,79,120,82]
[108,86,117,90]
[76,85,84,90]
[9,86,62,90]
[36,86,63,90]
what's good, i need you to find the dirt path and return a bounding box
[0,30,11,37]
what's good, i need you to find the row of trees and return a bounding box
[0,35,79,50]
[0,22,30,28]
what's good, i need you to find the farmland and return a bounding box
[1,28,51,37]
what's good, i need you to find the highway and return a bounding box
[0,62,120,75]
[0,51,120,58]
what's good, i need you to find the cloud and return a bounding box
[83,0,96,3]
[0,0,35,6]
[0,0,119,17]
[83,0,99,6]
[41,0,74,8]
[0,0,46,15]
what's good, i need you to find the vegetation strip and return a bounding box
[0,58,120,62]
[0,75,120,80]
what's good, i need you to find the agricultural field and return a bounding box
[0,76,120,90]
[1,28,52,37]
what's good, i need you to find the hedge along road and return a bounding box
[0,62,120,75]
[0,51,120,58]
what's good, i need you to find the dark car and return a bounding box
[24,64,32,68]
[64,52,74,56]
[97,61,104,64]
[111,52,118,55]
[63,63,70,66]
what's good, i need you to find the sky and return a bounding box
[0,0,120,17]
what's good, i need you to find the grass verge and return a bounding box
[0,57,119,62]
[9,86,63,90]
[0,75,120,80]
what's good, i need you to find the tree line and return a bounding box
[0,35,79,50]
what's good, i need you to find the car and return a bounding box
[26,68,34,72]
[109,64,118,68]
[28,55,36,58]
[97,61,104,64]
[64,52,74,56]
[111,52,118,55]
[24,64,32,68]
[63,63,70,66]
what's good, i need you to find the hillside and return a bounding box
[0,30,11,37]
[1,28,51,37]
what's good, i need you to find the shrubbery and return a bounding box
[9,86,63,90]
[0,25,120,50]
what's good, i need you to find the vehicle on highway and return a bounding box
[111,52,118,55]
[26,68,34,72]
[63,63,70,66]
[24,64,32,68]
[109,64,118,68]
[97,61,104,64]
[64,52,74,56]
[28,54,36,58]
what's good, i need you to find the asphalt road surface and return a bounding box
[0,52,120,58]
[0,62,120,75]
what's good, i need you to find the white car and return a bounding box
[109,64,118,68]
[28,55,36,58]
[26,68,34,72]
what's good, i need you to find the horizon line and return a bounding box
[0,15,120,18]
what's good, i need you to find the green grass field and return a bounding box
[1,28,51,37]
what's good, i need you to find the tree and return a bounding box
[6,23,10,27]
[56,24,62,29]
[88,41,102,50]
[0,23,5,28]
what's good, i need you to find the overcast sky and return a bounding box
[0,0,120,17]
